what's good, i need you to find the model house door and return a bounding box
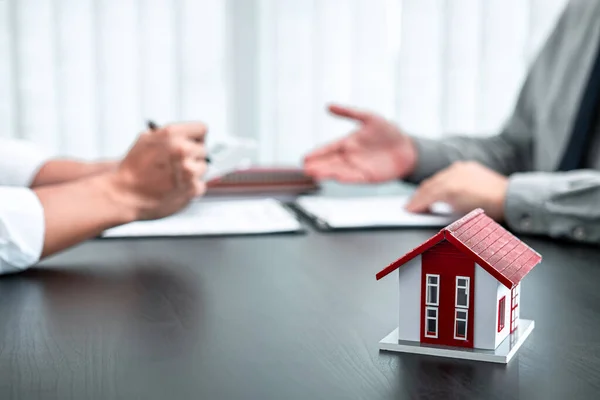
[420,241,475,348]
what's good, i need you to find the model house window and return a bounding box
[510,285,520,332]
[426,274,439,306]
[454,309,468,340]
[455,276,469,308]
[452,276,470,340]
[498,296,506,332]
[425,307,438,338]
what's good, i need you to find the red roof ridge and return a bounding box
[445,213,542,269]
[375,208,542,288]
[444,208,485,233]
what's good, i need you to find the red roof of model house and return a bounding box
[376,208,542,288]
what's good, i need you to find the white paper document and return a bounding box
[102,198,302,238]
[294,195,462,229]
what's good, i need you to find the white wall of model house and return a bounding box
[396,258,517,350]
[495,280,512,347]
[396,255,421,342]
[473,263,497,349]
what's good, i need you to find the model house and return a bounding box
[376,208,542,363]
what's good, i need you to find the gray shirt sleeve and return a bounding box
[505,170,600,243]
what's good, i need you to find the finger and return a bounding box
[336,138,381,182]
[332,167,368,183]
[303,138,345,162]
[306,156,368,183]
[181,158,208,181]
[194,181,206,197]
[192,180,206,197]
[405,176,448,213]
[187,142,207,161]
[340,153,378,182]
[328,103,372,123]
[304,127,366,162]
[171,140,207,161]
[303,158,341,179]
[155,122,208,143]
[170,152,185,190]
[183,179,206,200]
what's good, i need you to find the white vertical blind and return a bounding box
[442,0,482,134]
[0,0,230,159]
[0,0,15,140]
[13,0,61,151]
[396,0,446,137]
[95,0,142,157]
[55,0,98,158]
[179,0,230,145]
[0,0,567,164]
[138,0,178,138]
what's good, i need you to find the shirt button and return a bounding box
[573,226,586,240]
[519,215,533,231]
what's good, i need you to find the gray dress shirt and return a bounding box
[407,0,600,244]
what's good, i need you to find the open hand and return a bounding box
[303,104,418,183]
[405,161,509,221]
[113,122,208,220]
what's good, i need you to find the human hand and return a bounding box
[110,122,208,220]
[405,161,508,221]
[303,104,418,183]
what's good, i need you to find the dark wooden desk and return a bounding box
[0,187,599,399]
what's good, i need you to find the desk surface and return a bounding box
[1,184,599,399]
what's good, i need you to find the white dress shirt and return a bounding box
[0,139,49,274]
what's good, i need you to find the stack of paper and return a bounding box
[102,198,302,238]
[294,195,461,229]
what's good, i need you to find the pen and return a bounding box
[147,120,211,163]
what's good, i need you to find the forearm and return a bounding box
[504,170,600,243]
[31,159,117,187]
[34,173,136,257]
[406,132,531,183]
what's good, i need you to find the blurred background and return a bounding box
[0,0,566,165]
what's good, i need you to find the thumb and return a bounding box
[328,103,372,123]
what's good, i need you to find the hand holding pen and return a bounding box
[108,120,209,220]
[147,120,211,163]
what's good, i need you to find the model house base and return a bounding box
[379,319,534,364]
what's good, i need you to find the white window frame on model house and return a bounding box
[425,307,439,338]
[426,274,439,306]
[454,276,470,340]
[454,309,468,340]
[510,284,520,332]
[498,296,506,332]
[424,274,440,338]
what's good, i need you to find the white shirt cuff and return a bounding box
[0,139,51,187]
[0,187,45,274]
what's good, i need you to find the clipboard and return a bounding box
[292,195,461,231]
[101,198,306,239]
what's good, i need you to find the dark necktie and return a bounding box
[557,44,600,171]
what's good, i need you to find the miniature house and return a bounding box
[376,208,542,363]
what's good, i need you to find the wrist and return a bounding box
[94,172,141,224]
[403,136,451,183]
[489,177,509,222]
[399,135,418,178]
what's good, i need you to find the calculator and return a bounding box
[204,136,256,181]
